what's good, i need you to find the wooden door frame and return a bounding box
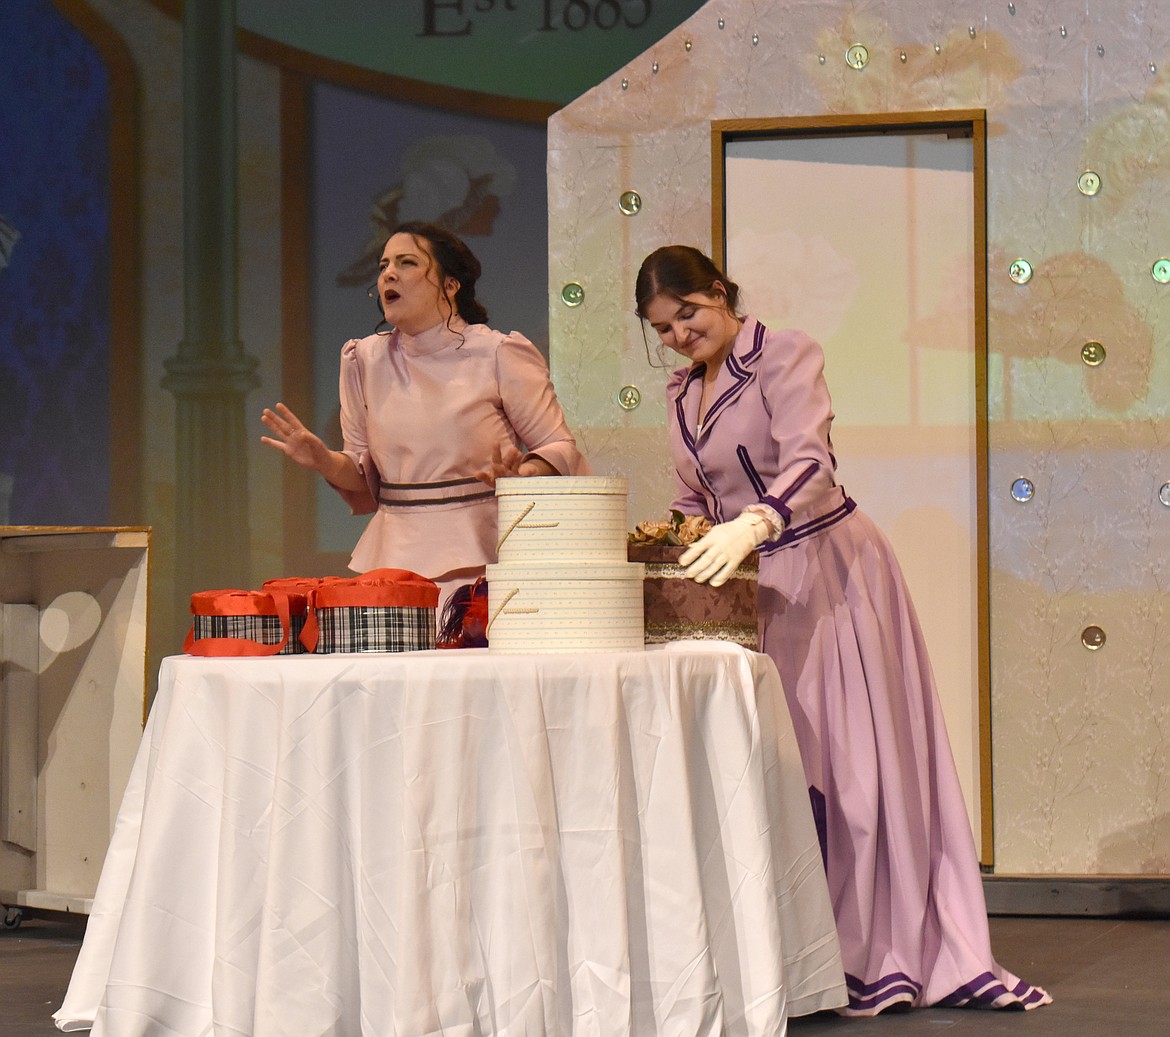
[711,111,993,864]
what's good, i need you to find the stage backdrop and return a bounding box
[6,0,710,667]
[548,0,1170,877]
[0,0,113,526]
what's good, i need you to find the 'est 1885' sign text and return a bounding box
[420,0,653,36]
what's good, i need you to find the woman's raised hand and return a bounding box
[260,402,332,473]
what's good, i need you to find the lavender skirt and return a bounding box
[758,506,1051,1015]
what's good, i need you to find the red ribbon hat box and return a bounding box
[300,568,440,654]
[184,586,311,657]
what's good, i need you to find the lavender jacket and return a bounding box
[667,316,855,556]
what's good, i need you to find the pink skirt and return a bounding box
[759,507,1050,1014]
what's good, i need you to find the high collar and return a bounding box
[395,317,468,356]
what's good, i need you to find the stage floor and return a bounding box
[4,914,1169,1035]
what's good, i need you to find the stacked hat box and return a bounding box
[486,476,645,653]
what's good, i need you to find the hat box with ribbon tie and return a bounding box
[299,568,440,653]
[184,587,310,656]
[485,476,645,653]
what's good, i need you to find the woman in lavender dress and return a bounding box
[635,244,1050,1016]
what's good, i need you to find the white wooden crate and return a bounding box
[0,526,149,920]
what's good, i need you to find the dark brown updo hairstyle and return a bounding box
[634,245,742,320]
[634,245,743,367]
[391,221,490,326]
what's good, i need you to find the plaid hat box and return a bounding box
[184,587,310,657]
[183,570,439,657]
[299,568,440,654]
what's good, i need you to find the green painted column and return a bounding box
[163,0,258,613]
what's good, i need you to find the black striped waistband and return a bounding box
[378,477,494,508]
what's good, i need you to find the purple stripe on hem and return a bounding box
[845,970,922,1014]
[936,972,1049,1010]
[848,989,917,1013]
[846,969,1050,1014]
[845,971,922,998]
[939,971,999,1000]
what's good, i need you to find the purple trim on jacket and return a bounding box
[667,318,843,540]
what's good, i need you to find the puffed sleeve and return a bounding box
[494,331,591,475]
[754,327,839,524]
[334,339,379,515]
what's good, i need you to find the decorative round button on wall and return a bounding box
[1081,341,1106,366]
[845,44,869,69]
[618,191,642,216]
[1011,477,1035,503]
[1009,258,1033,284]
[1081,626,1106,651]
[617,385,641,411]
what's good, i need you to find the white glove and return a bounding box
[679,512,771,587]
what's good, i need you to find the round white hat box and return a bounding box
[494,476,630,564]
[485,561,645,653]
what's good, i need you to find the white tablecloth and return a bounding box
[56,642,844,1035]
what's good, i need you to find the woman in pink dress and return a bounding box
[635,244,1050,1016]
[262,222,589,602]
